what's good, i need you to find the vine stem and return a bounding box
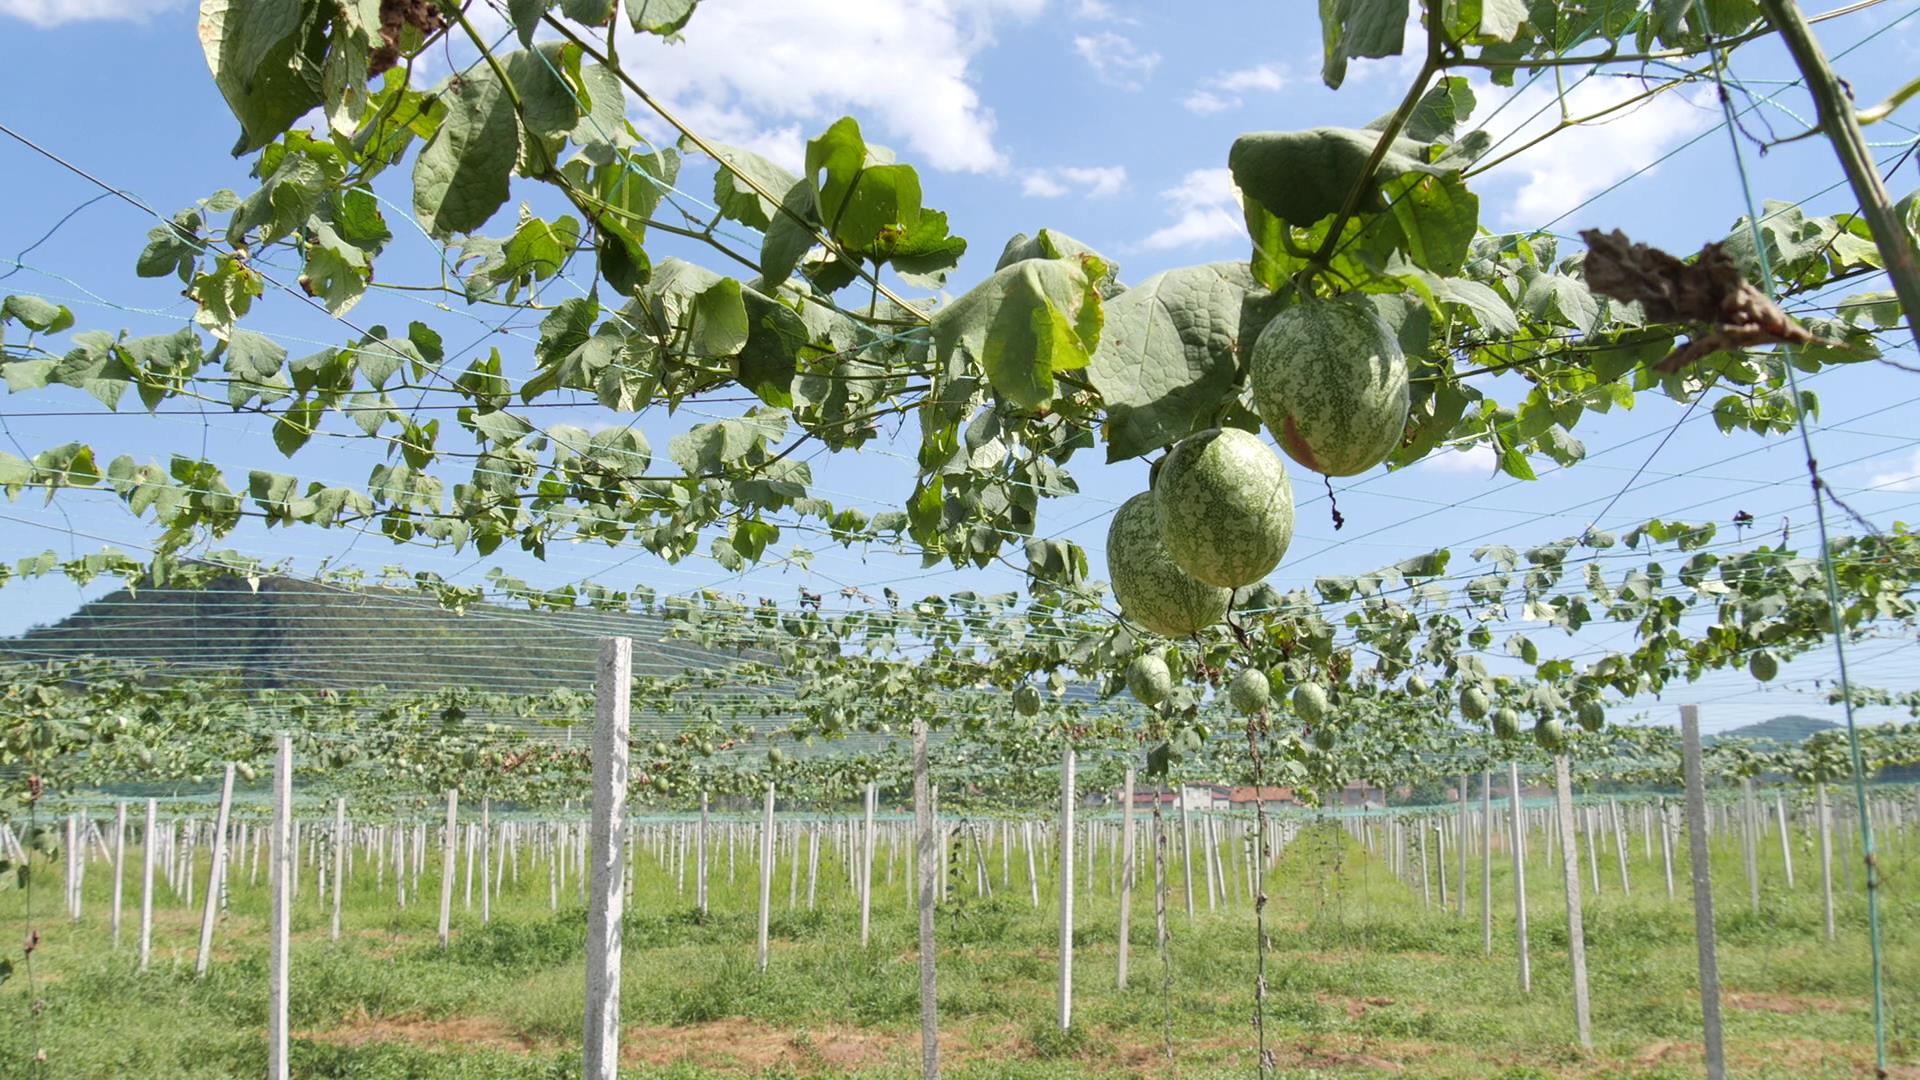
[1757,0,1920,355]
[1246,708,1273,1078]
[539,14,930,323]
[1311,3,1444,267]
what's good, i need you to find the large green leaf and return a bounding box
[1319,0,1409,89]
[626,0,699,34]
[933,258,1102,410]
[413,71,521,236]
[1229,127,1444,230]
[198,0,328,155]
[709,143,800,232]
[1086,263,1251,462]
[502,45,583,137]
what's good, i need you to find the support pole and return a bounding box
[913,718,939,1080]
[1057,743,1076,1031]
[584,638,632,1080]
[1508,761,1531,993]
[439,790,458,949]
[860,780,877,947]
[1117,764,1137,990]
[1681,706,1726,1080]
[139,799,157,971]
[196,763,236,977]
[331,798,346,941]
[757,782,775,972]
[268,736,292,1080]
[1552,756,1593,1049]
[111,802,126,949]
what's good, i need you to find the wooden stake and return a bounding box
[757,783,775,972]
[139,799,157,972]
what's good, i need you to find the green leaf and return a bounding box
[627,0,700,36]
[1432,276,1518,335]
[301,220,371,316]
[197,0,327,154]
[709,143,800,232]
[996,230,1119,292]
[934,258,1103,410]
[1229,127,1448,230]
[1383,171,1479,275]
[0,295,73,334]
[1521,272,1599,335]
[668,410,786,475]
[1319,0,1409,89]
[502,45,583,137]
[2,360,56,393]
[561,0,616,23]
[736,288,808,408]
[223,328,287,385]
[1497,443,1536,481]
[1086,262,1251,462]
[1382,76,1477,144]
[136,211,203,282]
[760,180,821,287]
[413,69,521,236]
[510,0,548,45]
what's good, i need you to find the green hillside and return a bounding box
[1715,714,1840,746]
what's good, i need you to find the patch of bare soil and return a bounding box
[1725,991,1851,1015]
[622,1018,900,1071]
[302,1012,544,1054]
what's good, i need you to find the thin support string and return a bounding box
[1697,10,1889,1073]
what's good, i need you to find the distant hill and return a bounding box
[1714,714,1839,746]
[0,575,759,696]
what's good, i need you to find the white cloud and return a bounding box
[0,0,176,25]
[1074,31,1161,89]
[1470,78,1717,227]
[1021,165,1127,198]
[1866,449,1920,493]
[1140,167,1243,250]
[491,0,1042,174]
[1072,0,1121,19]
[1181,62,1290,114]
[1416,444,1499,475]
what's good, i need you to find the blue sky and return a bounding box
[2,0,1920,733]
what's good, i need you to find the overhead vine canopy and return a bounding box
[2,0,1919,807]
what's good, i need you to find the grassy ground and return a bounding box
[0,809,1914,1079]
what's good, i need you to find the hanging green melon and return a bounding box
[1749,651,1779,682]
[1576,698,1605,732]
[1460,685,1490,721]
[1312,726,1337,751]
[1153,427,1295,589]
[1405,674,1429,697]
[1534,714,1566,752]
[1293,682,1330,724]
[1250,295,1410,477]
[1491,706,1521,740]
[1228,668,1270,714]
[1107,492,1231,636]
[1127,653,1173,706]
[1013,685,1042,716]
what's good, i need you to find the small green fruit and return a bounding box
[1228,668,1270,714]
[1460,686,1490,721]
[1312,726,1336,751]
[1014,685,1043,716]
[1293,682,1330,724]
[1126,654,1173,707]
[1405,675,1429,697]
[1534,714,1566,751]
[1491,706,1521,740]
[1749,651,1779,682]
[1576,699,1605,733]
